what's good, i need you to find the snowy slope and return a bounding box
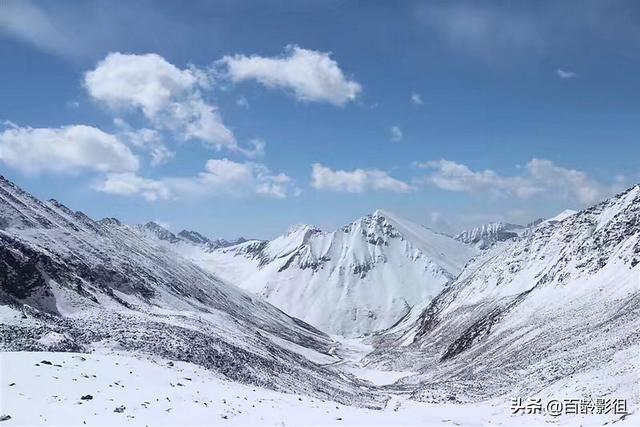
[0,175,383,406]
[2,351,633,426]
[538,208,578,226]
[364,186,640,405]
[193,209,477,337]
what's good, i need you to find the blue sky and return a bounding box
[1,0,639,239]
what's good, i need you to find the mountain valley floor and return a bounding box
[1,348,636,426]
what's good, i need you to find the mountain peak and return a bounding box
[372,208,390,217]
[178,229,211,245]
[200,209,477,336]
[285,223,321,235]
[98,217,122,227]
[142,221,180,243]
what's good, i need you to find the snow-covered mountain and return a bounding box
[537,208,578,227]
[194,210,477,337]
[2,174,639,425]
[455,210,581,250]
[0,175,383,406]
[364,186,640,404]
[455,222,526,249]
[136,221,246,252]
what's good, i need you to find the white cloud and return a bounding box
[525,158,606,205]
[0,124,139,175]
[148,145,175,167]
[85,52,236,150]
[220,45,361,106]
[114,123,175,167]
[556,68,577,79]
[420,158,623,205]
[171,98,235,149]
[311,163,413,193]
[199,158,292,199]
[419,159,542,199]
[93,172,172,201]
[85,52,196,116]
[410,93,423,105]
[390,126,403,142]
[237,138,266,158]
[95,158,296,201]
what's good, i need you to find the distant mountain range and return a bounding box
[136,221,247,251]
[454,209,579,249]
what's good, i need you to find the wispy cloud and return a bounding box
[236,96,249,109]
[390,126,403,143]
[556,68,577,79]
[0,0,83,58]
[410,93,423,105]
[414,1,640,61]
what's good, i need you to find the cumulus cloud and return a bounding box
[85,52,197,116]
[94,158,296,201]
[0,123,139,174]
[85,52,236,150]
[420,158,623,205]
[311,164,413,193]
[390,126,403,142]
[556,68,577,79]
[220,45,361,106]
[93,172,172,201]
[410,93,423,105]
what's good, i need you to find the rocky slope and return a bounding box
[135,221,246,252]
[0,175,383,407]
[363,186,640,406]
[193,210,477,337]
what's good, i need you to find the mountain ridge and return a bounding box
[0,175,384,406]
[363,184,640,403]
